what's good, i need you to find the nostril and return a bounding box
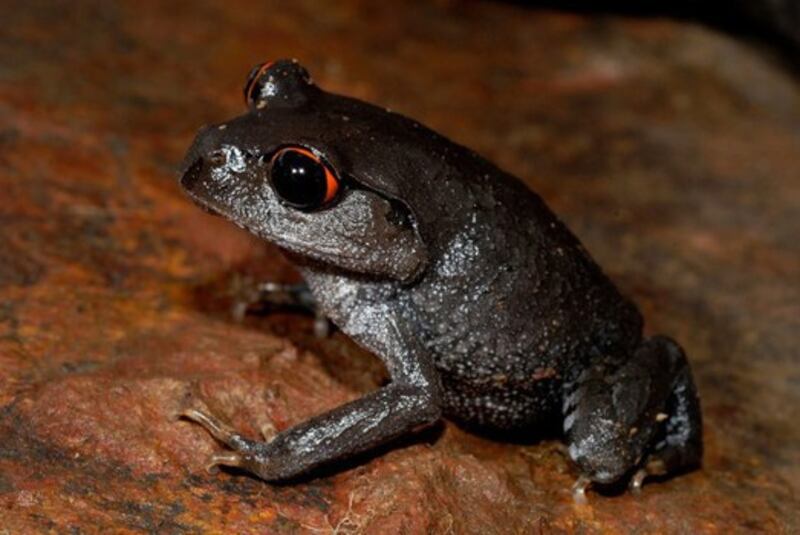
[180,159,204,191]
[209,150,226,166]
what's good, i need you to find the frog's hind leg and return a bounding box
[230,278,331,337]
[563,335,702,496]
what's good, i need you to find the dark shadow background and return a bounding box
[510,0,800,62]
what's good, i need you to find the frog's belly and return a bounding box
[439,370,562,431]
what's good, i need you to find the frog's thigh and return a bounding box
[563,336,702,486]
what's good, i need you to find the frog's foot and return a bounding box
[628,415,702,494]
[229,277,316,319]
[182,408,269,474]
[229,277,331,337]
[563,336,702,500]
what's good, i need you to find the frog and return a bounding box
[178,59,702,497]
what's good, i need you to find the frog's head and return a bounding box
[180,59,462,283]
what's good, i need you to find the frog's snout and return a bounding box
[179,124,233,193]
[178,156,224,217]
[180,158,204,192]
[179,125,214,179]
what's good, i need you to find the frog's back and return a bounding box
[409,162,643,431]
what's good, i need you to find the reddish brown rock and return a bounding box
[1,1,798,533]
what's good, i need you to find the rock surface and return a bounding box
[1,1,798,533]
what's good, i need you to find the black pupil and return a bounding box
[270,150,328,209]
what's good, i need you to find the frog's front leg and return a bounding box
[183,314,442,481]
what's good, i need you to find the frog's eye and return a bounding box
[268,147,340,211]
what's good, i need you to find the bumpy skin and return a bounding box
[179,60,702,491]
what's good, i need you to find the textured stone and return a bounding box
[0,1,798,533]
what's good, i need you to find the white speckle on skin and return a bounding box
[361,407,391,433]
[568,443,581,462]
[436,231,479,278]
[209,145,247,187]
[259,80,278,99]
[594,470,613,482]
[564,412,576,432]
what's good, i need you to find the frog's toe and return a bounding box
[227,274,262,321]
[571,475,592,504]
[205,451,244,473]
[260,421,277,442]
[181,407,255,451]
[628,468,648,494]
[628,454,670,494]
[313,314,332,338]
